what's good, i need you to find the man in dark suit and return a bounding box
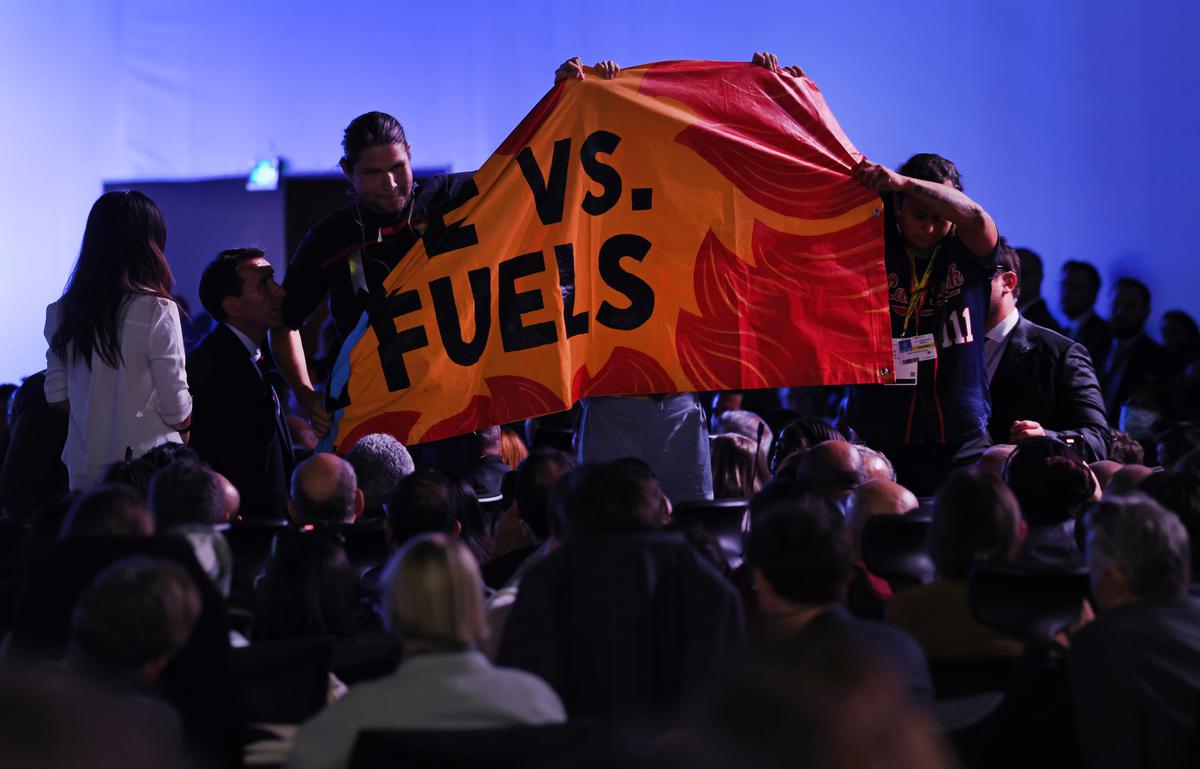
[1059,260,1113,369]
[1100,277,1166,422]
[188,248,293,518]
[985,245,1110,460]
[1070,495,1200,769]
[1015,247,1063,334]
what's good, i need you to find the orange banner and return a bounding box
[324,60,892,451]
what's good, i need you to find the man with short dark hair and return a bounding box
[289,453,363,526]
[149,459,232,595]
[1101,277,1165,421]
[1060,260,1113,370]
[1070,496,1200,769]
[985,242,1110,460]
[1014,247,1063,333]
[189,248,293,518]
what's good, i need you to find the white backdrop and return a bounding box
[2,0,1196,382]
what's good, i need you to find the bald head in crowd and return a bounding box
[289,454,364,525]
[846,479,919,553]
[793,440,865,502]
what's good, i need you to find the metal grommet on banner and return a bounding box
[873,208,881,217]
[880,367,890,376]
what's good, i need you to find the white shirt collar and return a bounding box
[224,323,261,361]
[986,308,1021,344]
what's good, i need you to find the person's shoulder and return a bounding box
[1019,318,1076,353]
[294,202,358,254]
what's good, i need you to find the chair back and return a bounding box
[968,563,1090,646]
[860,514,935,591]
[223,518,289,607]
[672,498,749,568]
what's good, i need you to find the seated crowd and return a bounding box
[1,379,1198,768]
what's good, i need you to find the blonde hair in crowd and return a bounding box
[383,533,486,648]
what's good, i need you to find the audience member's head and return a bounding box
[197,247,284,340]
[988,239,1021,324]
[693,635,954,769]
[1015,246,1045,300]
[138,442,199,471]
[382,533,485,651]
[289,453,363,525]
[1140,468,1200,574]
[385,468,462,549]
[1106,463,1156,496]
[856,445,896,482]
[255,531,357,641]
[96,459,157,499]
[1060,260,1102,319]
[1161,309,1200,365]
[499,428,529,471]
[710,433,769,499]
[769,418,845,476]
[1110,277,1152,340]
[930,468,1022,579]
[1109,429,1145,465]
[1086,495,1190,610]
[1005,437,1095,525]
[66,557,201,684]
[148,460,224,531]
[515,448,576,541]
[343,433,414,519]
[454,479,493,564]
[215,473,240,521]
[789,440,864,505]
[977,443,1016,477]
[555,461,664,538]
[748,498,850,610]
[714,409,772,455]
[60,485,153,539]
[1089,460,1123,491]
[845,479,918,554]
[475,425,502,457]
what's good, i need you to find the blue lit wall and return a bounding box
[2,0,1195,382]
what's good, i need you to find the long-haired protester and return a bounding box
[286,534,564,769]
[44,191,192,489]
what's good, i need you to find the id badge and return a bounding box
[897,333,938,361]
[888,337,921,386]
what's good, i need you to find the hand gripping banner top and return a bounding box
[323,60,893,451]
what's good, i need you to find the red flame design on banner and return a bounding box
[572,347,677,400]
[677,217,885,390]
[418,376,568,444]
[337,410,423,451]
[639,61,874,220]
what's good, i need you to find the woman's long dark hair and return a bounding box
[51,191,174,368]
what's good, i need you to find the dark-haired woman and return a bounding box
[44,191,192,489]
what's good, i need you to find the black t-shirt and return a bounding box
[281,172,478,340]
[846,194,998,445]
